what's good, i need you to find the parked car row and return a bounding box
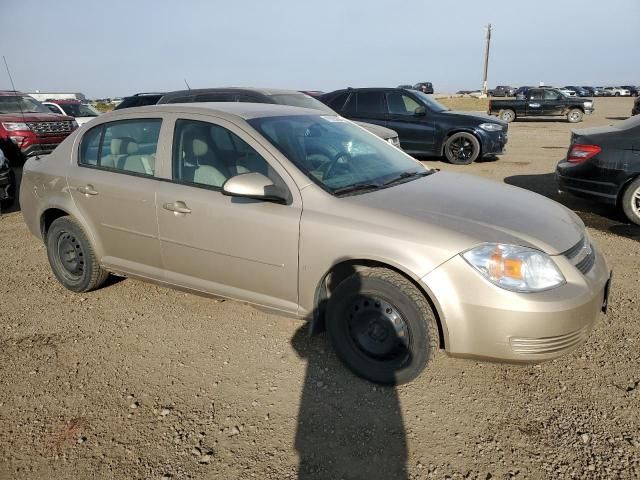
[19,100,611,385]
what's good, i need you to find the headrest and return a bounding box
[192,138,208,157]
[110,137,138,155]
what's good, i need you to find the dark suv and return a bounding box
[320,88,507,164]
[114,92,166,110]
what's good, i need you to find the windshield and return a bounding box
[268,94,335,114]
[59,103,98,117]
[248,114,429,194]
[412,91,448,112]
[0,95,51,114]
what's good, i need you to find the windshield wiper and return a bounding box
[332,182,381,196]
[382,170,435,187]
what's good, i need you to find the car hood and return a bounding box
[352,120,397,139]
[0,112,75,122]
[345,171,584,256]
[443,110,507,126]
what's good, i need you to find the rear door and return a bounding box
[385,90,436,154]
[525,89,545,116]
[154,114,302,314]
[68,116,168,278]
[351,91,387,127]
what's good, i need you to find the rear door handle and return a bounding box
[77,184,98,196]
[163,201,192,214]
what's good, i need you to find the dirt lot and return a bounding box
[1,98,639,480]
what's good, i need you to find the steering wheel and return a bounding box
[323,151,354,180]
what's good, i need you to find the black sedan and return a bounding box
[320,87,508,165]
[557,115,640,224]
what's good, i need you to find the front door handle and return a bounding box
[77,184,98,196]
[528,103,541,108]
[163,201,192,214]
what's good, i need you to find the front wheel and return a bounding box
[326,268,439,385]
[46,216,109,292]
[621,178,640,226]
[443,132,481,165]
[567,109,584,123]
[499,109,516,123]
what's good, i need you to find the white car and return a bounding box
[43,101,100,126]
[605,87,631,97]
[557,88,577,97]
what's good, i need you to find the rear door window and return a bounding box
[79,119,162,176]
[356,92,385,115]
[386,92,420,115]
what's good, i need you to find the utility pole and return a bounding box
[481,24,492,98]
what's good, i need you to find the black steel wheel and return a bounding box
[46,216,109,292]
[326,267,439,385]
[444,132,481,165]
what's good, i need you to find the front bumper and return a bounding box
[422,242,610,362]
[478,130,508,156]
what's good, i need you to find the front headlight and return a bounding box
[479,123,503,132]
[584,101,593,107]
[462,244,565,292]
[1,122,31,131]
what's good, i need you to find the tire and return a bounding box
[443,132,481,165]
[615,92,620,97]
[499,109,516,123]
[621,177,640,226]
[46,216,109,292]
[326,267,439,385]
[567,109,584,123]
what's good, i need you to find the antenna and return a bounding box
[2,56,37,160]
[184,78,191,90]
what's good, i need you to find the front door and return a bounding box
[155,115,302,314]
[385,90,436,155]
[525,89,545,116]
[68,117,167,277]
[543,89,567,116]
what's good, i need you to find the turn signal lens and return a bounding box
[462,244,565,292]
[567,144,601,163]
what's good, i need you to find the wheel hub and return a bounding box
[57,233,84,277]
[347,296,409,359]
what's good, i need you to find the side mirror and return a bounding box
[414,106,426,116]
[222,172,287,204]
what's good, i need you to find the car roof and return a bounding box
[160,87,309,98]
[0,90,25,96]
[100,102,327,121]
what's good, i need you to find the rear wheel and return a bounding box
[443,132,481,165]
[621,177,640,226]
[499,109,516,123]
[567,109,584,123]
[326,267,439,385]
[46,216,109,292]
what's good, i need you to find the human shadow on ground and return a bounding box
[505,172,640,241]
[291,264,409,480]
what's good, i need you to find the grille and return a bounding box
[26,121,74,136]
[510,326,589,355]
[563,236,596,275]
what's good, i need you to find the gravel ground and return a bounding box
[1,97,639,480]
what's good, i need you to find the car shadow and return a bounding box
[291,264,409,480]
[504,172,640,240]
[605,117,630,121]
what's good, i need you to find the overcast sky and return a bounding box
[1,0,638,98]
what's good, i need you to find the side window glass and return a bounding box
[79,125,102,166]
[46,104,61,114]
[235,95,261,102]
[327,92,348,110]
[93,119,161,175]
[386,92,420,115]
[172,119,279,189]
[530,90,544,100]
[196,93,234,102]
[544,90,560,100]
[167,96,192,104]
[356,92,385,115]
[343,93,356,113]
